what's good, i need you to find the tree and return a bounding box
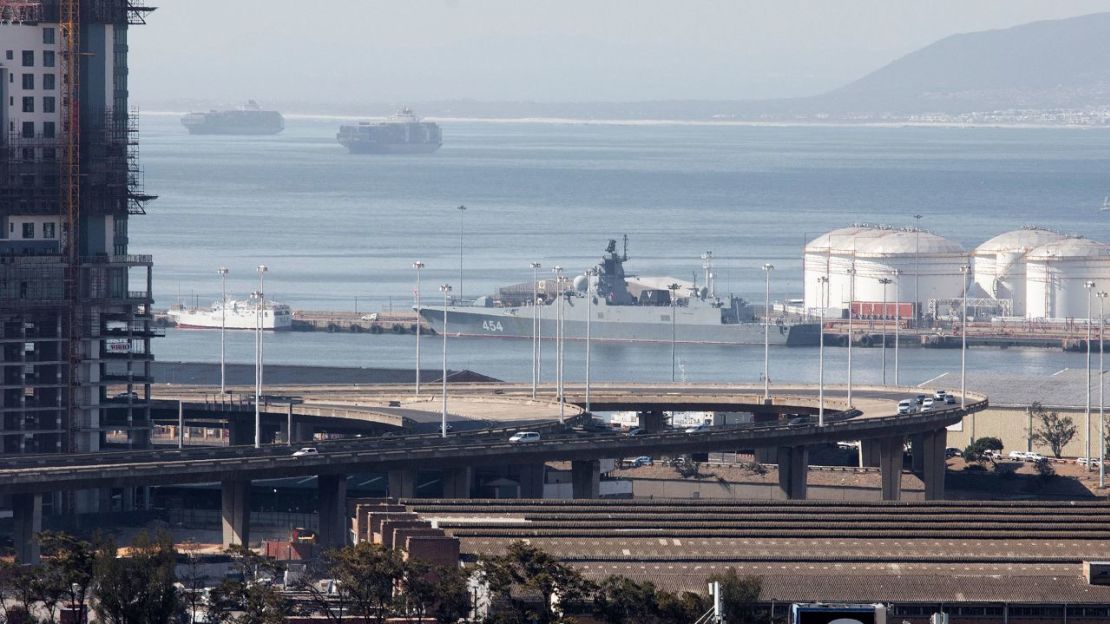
[178,542,208,624]
[963,437,1004,464]
[206,545,290,624]
[708,569,767,624]
[1029,402,1077,458]
[592,576,663,624]
[478,541,595,624]
[656,590,710,624]
[0,561,43,624]
[92,531,180,624]
[39,531,97,624]
[401,561,471,624]
[299,542,404,624]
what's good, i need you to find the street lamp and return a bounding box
[960,266,970,423]
[668,283,681,382]
[217,267,228,395]
[846,265,856,405]
[456,205,467,301]
[586,267,597,411]
[913,214,922,319]
[412,261,425,397]
[762,264,774,401]
[255,265,267,449]
[439,283,452,438]
[878,277,893,385]
[1099,290,1108,487]
[553,266,565,422]
[816,275,829,426]
[530,262,542,399]
[1086,280,1097,470]
[891,269,902,385]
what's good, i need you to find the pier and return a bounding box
[823,319,1108,351]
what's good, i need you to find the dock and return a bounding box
[823,319,1106,351]
[156,310,433,335]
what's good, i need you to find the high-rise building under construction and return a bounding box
[0,0,155,509]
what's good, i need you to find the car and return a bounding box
[787,416,811,426]
[1026,452,1045,463]
[914,394,928,405]
[922,398,935,410]
[625,427,646,437]
[933,389,948,400]
[1008,450,1029,461]
[945,395,957,405]
[1077,456,1094,466]
[360,313,379,321]
[684,423,709,434]
[508,432,541,444]
[632,456,653,467]
[113,391,139,401]
[897,400,912,414]
[944,447,962,458]
[292,447,318,457]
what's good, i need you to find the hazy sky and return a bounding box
[129,1,1110,106]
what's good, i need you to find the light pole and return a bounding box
[817,275,829,426]
[530,262,542,399]
[456,205,466,301]
[878,277,892,385]
[913,214,922,320]
[439,283,452,438]
[255,265,267,449]
[846,265,856,406]
[1099,291,1107,487]
[1086,280,1097,469]
[218,267,228,395]
[891,269,901,386]
[586,267,597,411]
[553,266,565,422]
[668,283,681,382]
[412,261,424,396]
[960,266,970,420]
[762,264,774,401]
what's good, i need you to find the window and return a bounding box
[22,97,34,113]
[21,122,33,138]
[42,122,54,138]
[43,147,56,160]
[42,28,55,45]
[21,73,33,90]
[5,51,12,60]
[43,96,54,113]
[21,50,33,67]
[43,74,55,90]
[42,223,55,239]
[21,223,34,239]
[43,51,54,68]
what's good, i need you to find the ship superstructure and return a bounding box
[168,298,292,331]
[337,108,442,154]
[420,239,819,346]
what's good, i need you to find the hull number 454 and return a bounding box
[482,320,504,332]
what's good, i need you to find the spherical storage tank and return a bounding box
[805,226,966,314]
[1025,237,1110,320]
[973,227,1067,317]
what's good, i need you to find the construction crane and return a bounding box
[61,0,81,453]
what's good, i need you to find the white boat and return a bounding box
[1103,196,1110,211]
[167,299,292,331]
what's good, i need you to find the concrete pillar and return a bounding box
[317,474,348,549]
[570,460,601,499]
[12,492,42,564]
[922,428,948,501]
[292,422,314,445]
[637,411,666,433]
[878,437,904,501]
[754,447,777,464]
[221,480,251,548]
[516,464,546,499]
[442,466,473,499]
[910,434,925,474]
[388,469,417,499]
[228,419,254,447]
[859,439,882,468]
[775,446,808,500]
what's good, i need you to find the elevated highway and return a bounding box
[3,383,987,563]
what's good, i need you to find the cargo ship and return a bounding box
[419,239,820,346]
[337,108,442,154]
[167,299,292,331]
[180,101,285,135]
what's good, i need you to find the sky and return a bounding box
[129,1,1110,107]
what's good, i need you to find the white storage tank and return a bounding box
[1025,238,1110,320]
[803,225,890,312]
[973,228,1067,317]
[851,230,967,316]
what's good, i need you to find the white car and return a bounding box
[1008,450,1029,461]
[1077,456,1093,466]
[922,398,935,410]
[684,423,709,434]
[292,447,318,457]
[508,432,541,444]
[1026,452,1045,463]
[933,389,947,400]
[897,400,912,414]
[360,313,379,321]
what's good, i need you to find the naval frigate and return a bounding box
[419,239,819,346]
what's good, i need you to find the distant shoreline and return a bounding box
[140,110,1106,130]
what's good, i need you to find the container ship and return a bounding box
[337,108,442,154]
[181,101,285,135]
[419,239,820,346]
[167,299,292,331]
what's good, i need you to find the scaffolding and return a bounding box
[0,0,42,23]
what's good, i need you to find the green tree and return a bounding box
[39,531,98,624]
[1029,402,1077,458]
[92,531,180,624]
[963,436,1004,464]
[708,569,767,624]
[299,542,404,624]
[655,590,710,624]
[0,561,43,624]
[206,545,290,624]
[592,576,663,624]
[400,561,471,624]
[478,541,595,624]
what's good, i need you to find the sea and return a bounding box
[136,113,1110,385]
